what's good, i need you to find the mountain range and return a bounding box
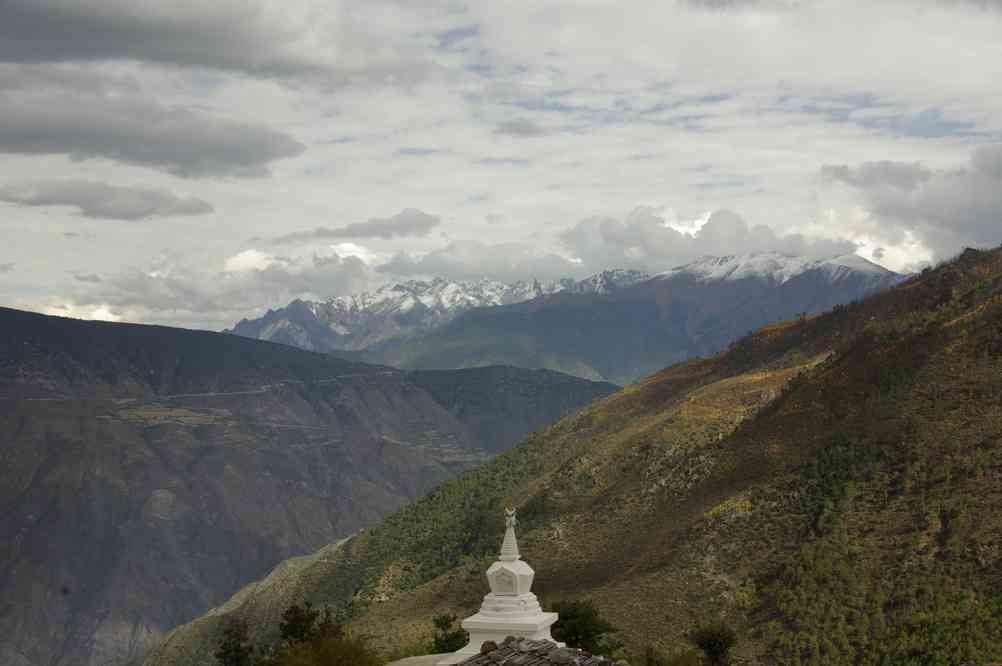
[0,308,615,666]
[146,246,1002,666]
[228,277,575,354]
[229,254,905,385]
[227,270,652,356]
[375,253,905,384]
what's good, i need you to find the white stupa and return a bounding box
[437,508,562,665]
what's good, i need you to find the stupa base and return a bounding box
[436,612,562,665]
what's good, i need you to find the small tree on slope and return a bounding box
[215,618,255,666]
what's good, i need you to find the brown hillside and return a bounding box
[0,309,615,666]
[146,246,1002,666]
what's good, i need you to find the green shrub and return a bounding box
[551,599,619,655]
[272,634,381,666]
[688,622,737,666]
[431,614,469,653]
[214,618,255,666]
[278,603,316,645]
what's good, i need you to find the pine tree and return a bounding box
[551,599,618,655]
[214,618,255,666]
[688,622,737,666]
[278,602,321,646]
[431,614,468,653]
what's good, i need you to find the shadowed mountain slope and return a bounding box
[147,247,1002,666]
[0,308,615,666]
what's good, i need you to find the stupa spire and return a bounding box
[499,507,520,562]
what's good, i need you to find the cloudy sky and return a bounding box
[2,0,1001,330]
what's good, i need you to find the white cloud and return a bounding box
[224,249,279,273]
[854,231,935,273]
[330,242,384,264]
[821,145,1002,260]
[4,0,1002,328]
[36,301,122,322]
[374,208,862,283]
[558,207,858,273]
[49,248,376,329]
[378,240,582,283]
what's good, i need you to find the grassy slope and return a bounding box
[147,248,1002,666]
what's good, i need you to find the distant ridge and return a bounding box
[227,271,654,354]
[226,255,903,386]
[659,252,893,284]
[370,253,907,384]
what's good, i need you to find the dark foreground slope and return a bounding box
[372,256,903,384]
[0,308,615,666]
[147,247,1002,666]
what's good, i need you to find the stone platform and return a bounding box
[387,655,449,666]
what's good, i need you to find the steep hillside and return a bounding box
[146,247,1002,666]
[405,366,621,455]
[0,308,615,666]
[372,253,904,384]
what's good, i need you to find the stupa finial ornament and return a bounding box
[437,507,561,664]
[505,507,517,529]
[499,507,520,562]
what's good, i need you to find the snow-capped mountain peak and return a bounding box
[228,277,574,353]
[324,276,564,316]
[813,254,894,281]
[660,252,899,285]
[568,269,652,294]
[230,254,904,356]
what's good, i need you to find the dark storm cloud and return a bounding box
[0,0,323,78]
[437,25,480,50]
[395,147,443,157]
[0,180,213,220]
[0,1,434,88]
[0,91,305,177]
[686,0,759,8]
[559,208,856,273]
[72,273,103,283]
[272,208,441,244]
[822,144,1002,255]
[685,0,803,9]
[476,157,531,167]
[494,119,548,137]
[0,63,140,93]
[821,161,932,191]
[0,263,14,274]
